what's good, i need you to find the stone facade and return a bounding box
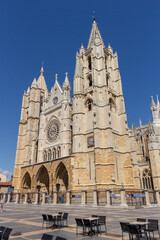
[13,20,159,200]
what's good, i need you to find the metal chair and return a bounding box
[0,226,6,239]
[120,222,130,240]
[145,219,160,239]
[1,227,12,240]
[128,224,147,240]
[42,214,49,228]
[75,218,85,235]
[41,234,54,240]
[137,218,146,231]
[55,237,67,240]
[97,216,107,234]
[47,215,56,228]
[62,213,68,227]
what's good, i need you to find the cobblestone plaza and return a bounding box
[1,203,160,239]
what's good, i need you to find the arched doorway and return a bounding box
[55,162,69,203]
[36,165,49,194]
[22,172,31,191]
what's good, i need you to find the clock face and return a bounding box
[88,136,94,147]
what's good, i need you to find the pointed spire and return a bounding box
[151,96,155,107]
[55,73,58,82]
[108,43,113,53]
[40,66,44,76]
[74,55,82,78]
[63,72,70,91]
[139,118,142,127]
[27,87,30,94]
[157,95,159,107]
[80,43,85,55]
[31,77,37,88]
[87,20,104,49]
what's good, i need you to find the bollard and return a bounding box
[106,188,111,207]
[53,191,58,204]
[120,186,128,208]
[81,190,87,206]
[93,189,98,207]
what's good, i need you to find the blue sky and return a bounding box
[0,0,160,177]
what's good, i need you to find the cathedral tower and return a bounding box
[72,21,135,190]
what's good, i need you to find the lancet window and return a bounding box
[57,146,61,158]
[88,56,92,70]
[43,151,47,162]
[142,169,153,190]
[88,74,92,87]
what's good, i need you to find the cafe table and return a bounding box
[83,217,99,236]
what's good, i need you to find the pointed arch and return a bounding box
[55,162,69,192]
[22,172,31,190]
[36,165,49,193]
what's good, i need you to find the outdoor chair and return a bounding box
[61,213,68,227]
[47,215,56,228]
[55,237,67,240]
[145,219,160,239]
[58,212,63,215]
[41,234,54,240]
[1,227,12,240]
[92,215,98,218]
[75,218,85,235]
[137,218,146,231]
[128,224,147,240]
[119,222,130,240]
[83,219,92,236]
[0,226,6,239]
[97,216,107,234]
[42,214,49,228]
[56,215,62,228]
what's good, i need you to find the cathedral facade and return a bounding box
[13,21,160,202]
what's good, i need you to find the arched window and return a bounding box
[48,149,51,161]
[86,99,93,112]
[53,148,56,159]
[88,75,92,87]
[57,146,61,158]
[43,151,47,162]
[88,56,92,70]
[142,169,153,190]
[105,56,107,69]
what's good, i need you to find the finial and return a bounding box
[65,72,68,77]
[40,66,44,76]
[151,96,155,107]
[139,118,142,127]
[157,95,159,106]
[55,73,58,82]
[92,11,95,21]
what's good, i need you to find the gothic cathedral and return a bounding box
[13,20,160,201]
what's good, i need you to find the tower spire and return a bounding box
[87,20,104,49]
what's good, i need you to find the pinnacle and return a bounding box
[40,66,44,76]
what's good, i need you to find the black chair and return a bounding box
[92,215,98,217]
[75,218,85,235]
[0,226,6,239]
[55,237,67,240]
[62,213,68,227]
[145,219,160,239]
[42,214,49,228]
[128,224,147,240]
[47,215,56,228]
[56,215,62,228]
[1,227,12,240]
[120,222,130,240]
[41,234,54,240]
[137,218,146,231]
[58,212,63,215]
[97,216,107,234]
[83,219,92,236]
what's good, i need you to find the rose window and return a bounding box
[47,119,60,142]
